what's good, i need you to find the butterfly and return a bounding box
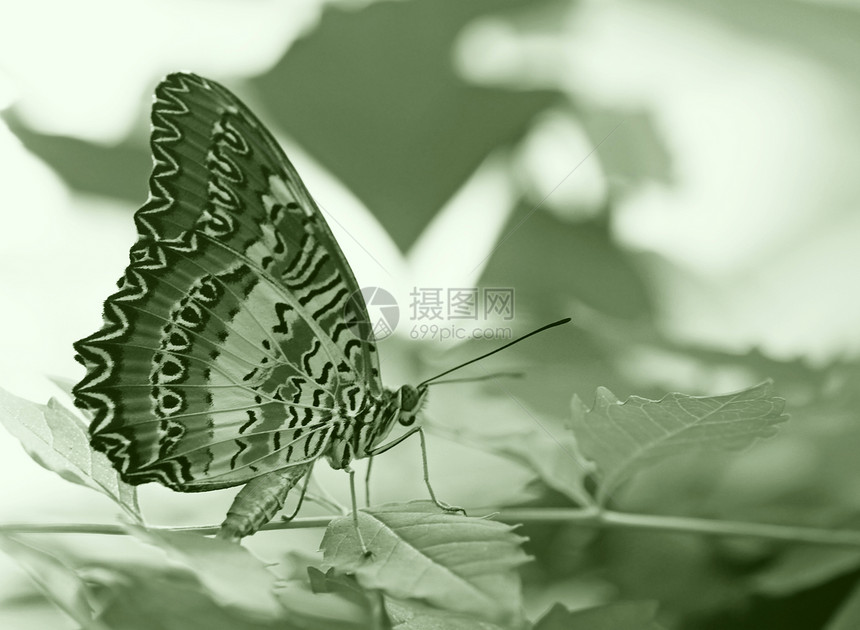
[71,72,440,544]
[73,72,569,548]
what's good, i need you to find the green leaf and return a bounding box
[826,581,860,630]
[277,572,381,630]
[0,387,140,519]
[753,545,860,596]
[276,554,384,628]
[570,381,788,503]
[305,567,391,629]
[129,527,285,619]
[92,565,297,630]
[471,427,593,506]
[534,601,660,630]
[385,596,509,629]
[0,532,106,629]
[320,501,530,625]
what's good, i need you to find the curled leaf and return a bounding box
[0,387,140,519]
[570,380,788,504]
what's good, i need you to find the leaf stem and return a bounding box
[3,508,860,548]
[0,517,333,537]
[495,508,860,548]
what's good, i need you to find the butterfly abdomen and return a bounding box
[217,465,312,541]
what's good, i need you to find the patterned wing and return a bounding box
[73,73,380,491]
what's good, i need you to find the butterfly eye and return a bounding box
[398,413,416,427]
[397,385,418,411]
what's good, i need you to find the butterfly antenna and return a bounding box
[418,317,571,387]
[427,371,524,386]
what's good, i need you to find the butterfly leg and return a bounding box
[347,466,372,557]
[368,428,466,515]
[418,428,466,516]
[280,461,315,521]
[364,456,374,507]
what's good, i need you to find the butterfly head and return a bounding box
[393,384,428,427]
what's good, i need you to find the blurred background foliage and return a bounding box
[2,0,860,628]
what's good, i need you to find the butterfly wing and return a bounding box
[73,73,380,491]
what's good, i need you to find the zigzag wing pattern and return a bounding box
[73,73,380,491]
